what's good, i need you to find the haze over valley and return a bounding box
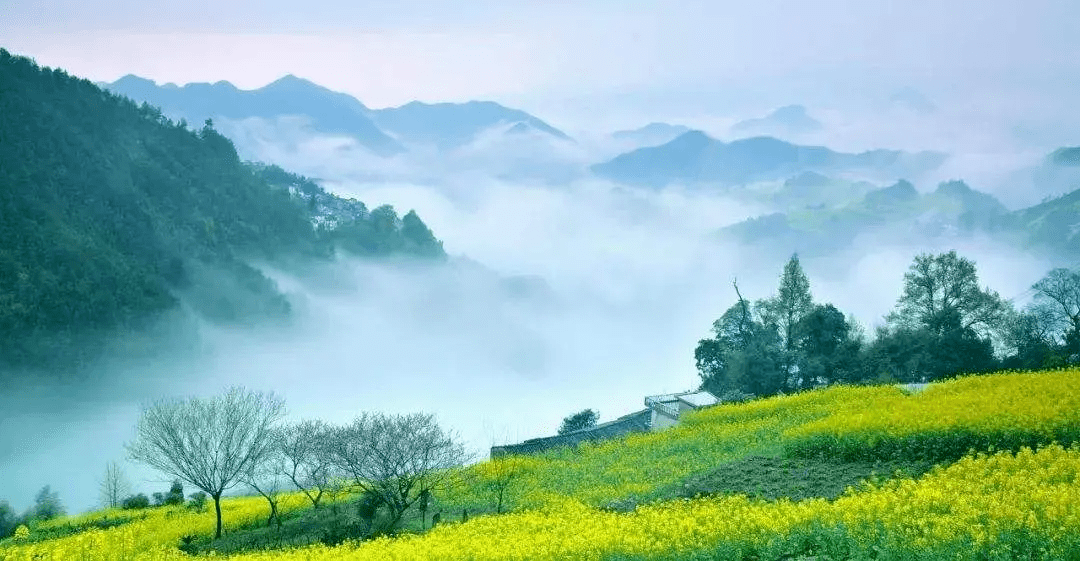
[2,1,1079,530]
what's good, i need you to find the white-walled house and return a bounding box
[644,390,720,430]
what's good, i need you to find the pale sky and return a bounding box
[4,0,1079,116]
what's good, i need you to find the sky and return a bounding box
[1,0,1078,514]
[4,0,1080,124]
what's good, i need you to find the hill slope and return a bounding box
[0,50,443,370]
[4,369,1079,559]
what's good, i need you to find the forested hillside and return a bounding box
[0,49,444,370]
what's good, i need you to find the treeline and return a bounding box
[696,252,1080,397]
[0,49,443,370]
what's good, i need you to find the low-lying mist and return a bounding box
[0,113,1064,515]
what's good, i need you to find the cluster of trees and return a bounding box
[0,49,444,371]
[125,387,469,539]
[696,252,1080,397]
[0,486,65,538]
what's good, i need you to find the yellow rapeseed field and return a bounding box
[3,368,1078,560]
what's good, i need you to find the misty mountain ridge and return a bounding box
[730,104,824,136]
[104,73,403,156]
[369,100,571,150]
[610,122,693,148]
[721,176,1077,259]
[1,50,446,371]
[591,130,948,187]
[105,74,573,156]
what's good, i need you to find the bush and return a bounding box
[188,492,207,511]
[122,493,150,510]
[163,480,184,506]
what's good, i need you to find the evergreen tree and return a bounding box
[31,486,64,522]
[760,254,814,391]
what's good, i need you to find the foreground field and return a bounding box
[3,368,1078,560]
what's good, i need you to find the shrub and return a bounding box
[122,493,150,510]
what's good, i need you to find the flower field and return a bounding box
[3,368,1079,560]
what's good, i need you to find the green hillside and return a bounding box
[3,368,1079,560]
[0,49,443,371]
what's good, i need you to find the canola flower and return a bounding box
[5,446,1077,560]
[784,368,1080,461]
[5,368,1080,560]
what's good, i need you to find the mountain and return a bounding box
[591,131,947,187]
[998,146,1080,208]
[770,171,877,211]
[1048,147,1080,166]
[103,74,403,155]
[0,50,444,371]
[730,104,823,136]
[722,179,1013,256]
[610,122,692,147]
[369,100,571,150]
[1011,185,1080,257]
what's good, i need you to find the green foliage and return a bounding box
[30,486,64,522]
[558,409,600,435]
[187,492,207,511]
[122,494,150,510]
[0,501,15,538]
[0,50,445,370]
[656,455,934,503]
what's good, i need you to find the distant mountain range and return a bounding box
[590,130,948,187]
[105,74,403,155]
[103,75,571,155]
[370,100,570,149]
[730,104,823,136]
[610,122,692,148]
[722,175,1080,259]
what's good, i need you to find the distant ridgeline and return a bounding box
[0,49,444,371]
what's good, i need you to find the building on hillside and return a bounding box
[644,390,720,430]
[488,389,722,459]
[489,409,652,458]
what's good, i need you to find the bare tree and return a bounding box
[278,420,336,509]
[329,412,470,531]
[99,461,132,509]
[1033,268,1080,354]
[241,436,287,528]
[127,387,285,538]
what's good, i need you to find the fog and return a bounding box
[3,0,1079,517]
[0,148,1056,513]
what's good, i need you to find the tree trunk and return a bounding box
[213,493,223,539]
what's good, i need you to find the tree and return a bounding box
[99,461,132,509]
[241,441,287,527]
[696,280,784,397]
[879,251,1007,380]
[0,500,16,538]
[127,387,285,538]
[1001,304,1063,370]
[558,409,599,435]
[796,304,863,386]
[888,251,1007,339]
[278,420,336,509]
[1032,268,1080,358]
[760,254,814,391]
[329,412,470,531]
[401,210,445,259]
[122,493,150,510]
[31,485,64,522]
